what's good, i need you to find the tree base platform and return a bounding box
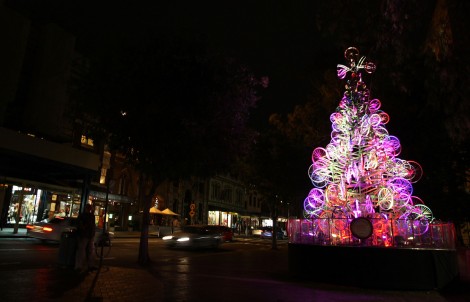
[288,243,459,290]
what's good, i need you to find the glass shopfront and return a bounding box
[89,192,135,231]
[3,184,81,225]
[208,210,235,227]
[7,186,39,224]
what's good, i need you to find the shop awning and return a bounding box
[0,127,100,185]
[161,208,179,216]
[89,190,134,204]
[150,207,163,214]
[1,176,77,193]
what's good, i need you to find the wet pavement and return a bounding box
[1,228,469,302]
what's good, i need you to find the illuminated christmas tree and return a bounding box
[303,47,433,244]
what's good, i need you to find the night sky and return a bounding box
[11,0,465,119]
[6,0,470,219]
[95,2,328,119]
[8,0,466,138]
[10,0,464,145]
[9,1,358,123]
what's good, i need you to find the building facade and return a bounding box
[0,1,286,234]
[149,174,274,234]
[0,2,109,230]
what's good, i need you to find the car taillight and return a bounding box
[43,227,53,232]
[26,225,34,230]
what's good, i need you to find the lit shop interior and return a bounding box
[1,183,131,229]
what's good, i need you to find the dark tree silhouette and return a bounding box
[71,37,267,265]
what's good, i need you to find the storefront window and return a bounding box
[208,211,218,225]
[208,210,235,227]
[8,186,38,224]
[4,184,81,225]
[53,193,80,218]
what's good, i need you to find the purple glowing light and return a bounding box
[304,47,433,238]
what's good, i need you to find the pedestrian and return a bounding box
[0,206,8,231]
[75,203,96,273]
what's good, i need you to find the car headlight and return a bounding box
[177,237,190,242]
[162,236,174,240]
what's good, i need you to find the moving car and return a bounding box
[259,227,285,240]
[252,228,263,236]
[162,225,223,249]
[206,225,233,242]
[26,217,114,244]
[26,217,77,242]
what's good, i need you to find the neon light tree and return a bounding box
[303,47,434,244]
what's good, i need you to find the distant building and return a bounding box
[150,174,265,233]
[0,1,284,233]
[0,2,117,230]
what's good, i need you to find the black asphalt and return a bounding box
[1,228,469,301]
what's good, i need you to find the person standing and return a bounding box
[75,203,96,273]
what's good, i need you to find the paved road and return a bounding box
[1,228,469,301]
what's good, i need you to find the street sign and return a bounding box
[189,203,196,217]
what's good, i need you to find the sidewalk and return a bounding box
[0,227,163,301]
[0,227,142,239]
[0,227,28,238]
[2,227,469,301]
[0,228,259,302]
[2,259,165,301]
[0,227,255,239]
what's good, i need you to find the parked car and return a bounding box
[162,225,223,249]
[259,227,285,240]
[206,225,233,242]
[26,216,114,244]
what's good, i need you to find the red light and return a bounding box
[43,227,53,232]
[26,225,34,230]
